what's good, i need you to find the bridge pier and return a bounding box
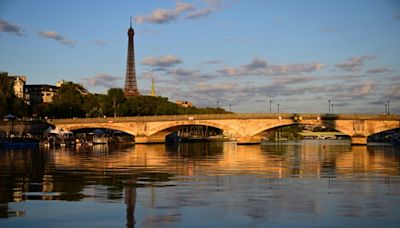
[236,136,262,145]
[351,136,367,145]
[135,136,166,144]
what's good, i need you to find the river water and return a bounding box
[0,140,399,227]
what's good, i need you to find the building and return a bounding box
[25,84,59,105]
[176,100,193,108]
[124,18,140,97]
[8,75,26,99]
[56,80,88,95]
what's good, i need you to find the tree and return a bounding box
[0,72,29,117]
[82,94,103,117]
[51,82,86,118]
[0,72,14,116]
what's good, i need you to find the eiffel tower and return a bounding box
[124,18,139,96]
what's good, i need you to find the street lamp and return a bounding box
[277,103,280,114]
[387,100,390,114]
[328,100,331,114]
[331,103,334,114]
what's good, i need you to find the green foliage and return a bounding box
[51,82,86,118]
[1,76,229,118]
[0,72,29,117]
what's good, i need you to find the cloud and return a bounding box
[186,8,215,19]
[366,67,389,74]
[0,18,25,36]
[135,1,194,24]
[273,16,283,23]
[390,76,400,81]
[386,84,400,98]
[82,73,121,88]
[168,68,199,77]
[203,59,222,65]
[135,0,229,24]
[319,27,335,32]
[186,0,225,19]
[352,81,374,97]
[271,76,316,86]
[217,57,324,76]
[38,31,75,46]
[335,55,375,72]
[244,57,268,69]
[94,40,107,46]
[368,100,385,106]
[141,55,182,68]
[194,82,237,93]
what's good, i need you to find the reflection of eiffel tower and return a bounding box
[125,184,137,228]
[124,18,140,97]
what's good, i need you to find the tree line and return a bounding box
[0,72,228,119]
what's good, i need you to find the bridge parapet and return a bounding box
[47,113,400,125]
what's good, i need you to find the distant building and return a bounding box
[176,100,193,108]
[56,79,70,87]
[56,80,88,95]
[25,84,59,105]
[8,75,26,99]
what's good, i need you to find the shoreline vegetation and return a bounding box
[1,72,229,120]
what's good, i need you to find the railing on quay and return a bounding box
[47,113,400,125]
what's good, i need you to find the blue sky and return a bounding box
[1,0,399,113]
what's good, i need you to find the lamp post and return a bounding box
[229,104,232,112]
[385,103,388,114]
[331,103,334,114]
[328,100,331,114]
[277,103,280,114]
[387,100,390,114]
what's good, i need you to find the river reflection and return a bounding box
[0,140,399,227]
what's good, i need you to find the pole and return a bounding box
[229,104,231,112]
[328,100,331,114]
[331,103,334,114]
[387,100,390,114]
[385,103,387,114]
[277,103,280,114]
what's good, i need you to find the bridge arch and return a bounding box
[366,124,400,136]
[145,120,236,137]
[246,119,353,138]
[55,123,137,136]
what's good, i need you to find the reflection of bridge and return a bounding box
[47,113,400,145]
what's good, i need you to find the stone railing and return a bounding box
[47,113,400,125]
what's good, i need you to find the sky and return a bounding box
[0,0,399,114]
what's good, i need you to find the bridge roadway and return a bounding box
[47,113,400,145]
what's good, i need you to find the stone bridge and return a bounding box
[47,113,400,145]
